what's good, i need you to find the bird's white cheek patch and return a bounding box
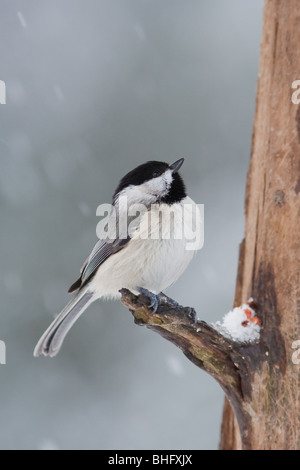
[143,174,170,195]
[150,169,173,194]
[163,169,173,186]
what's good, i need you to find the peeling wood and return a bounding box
[220,0,300,450]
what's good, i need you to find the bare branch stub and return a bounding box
[120,289,245,399]
[120,289,263,448]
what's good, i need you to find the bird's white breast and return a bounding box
[89,196,201,299]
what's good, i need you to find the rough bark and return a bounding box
[220,0,300,450]
[121,0,300,450]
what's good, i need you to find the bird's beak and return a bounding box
[169,158,184,174]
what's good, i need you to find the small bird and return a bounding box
[34,158,201,357]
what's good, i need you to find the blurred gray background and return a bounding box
[0,0,263,450]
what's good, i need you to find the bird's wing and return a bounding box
[68,200,146,293]
[68,236,130,292]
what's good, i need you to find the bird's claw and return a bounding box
[137,288,160,313]
[137,289,196,321]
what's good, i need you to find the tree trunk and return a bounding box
[220,0,300,450]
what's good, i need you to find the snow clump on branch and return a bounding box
[213,299,260,343]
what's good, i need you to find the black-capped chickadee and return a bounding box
[34,158,201,357]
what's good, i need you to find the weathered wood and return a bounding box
[220,0,300,450]
[120,289,241,397]
[120,289,259,448]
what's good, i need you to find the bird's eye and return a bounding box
[152,171,160,178]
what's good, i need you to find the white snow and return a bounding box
[9,80,27,105]
[213,303,260,343]
[78,202,92,216]
[134,23,146,41]
[4,271,23,295]
[53,85,65,101]
[165,354,185,377]
[17,12,27,29]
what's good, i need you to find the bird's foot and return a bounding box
[158,293,195,321]
[137,288,161,313]
[137,288,195,321]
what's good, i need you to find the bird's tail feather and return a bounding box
[34,287,94,358]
